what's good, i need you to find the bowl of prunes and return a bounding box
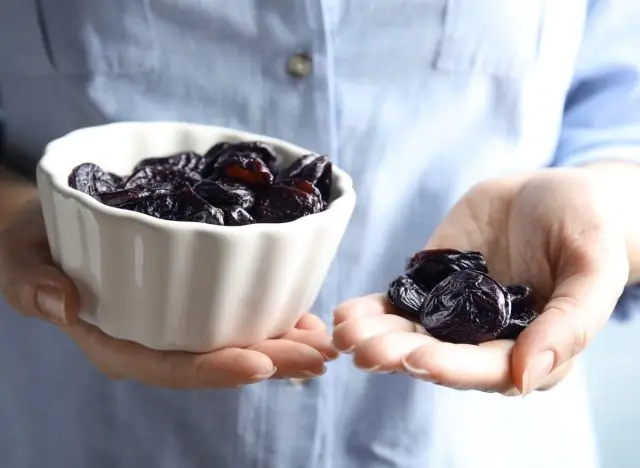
[36,122,356,352]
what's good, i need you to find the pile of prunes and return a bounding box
[387,249,539,344]
[68,141,332,225]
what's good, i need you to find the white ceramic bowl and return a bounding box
[36,122,356,352]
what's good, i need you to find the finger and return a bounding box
[537,359,574,392]
[65,320,276,389]
[403,339,515,394]
[333,294,393,327]
[0,246,81,326]
[332,313,423,352]
[352,332,438,372]
[249,339,326,378]
[295,313,327,332]
[280,327,339,360]
[511,251,626,395]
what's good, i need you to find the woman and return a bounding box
[1,1,639,467]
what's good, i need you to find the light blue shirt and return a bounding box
[1,1,639,467]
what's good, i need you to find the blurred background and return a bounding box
[585,317,640,468]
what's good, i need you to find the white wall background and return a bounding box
[584,318,640,468]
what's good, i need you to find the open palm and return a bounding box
[333,169,628,395]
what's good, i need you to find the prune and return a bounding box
[68,163,123,196]
[279,178,323,200]
[277,154,332,202]
[386,248,539,344]
[95,184,175,208]
[125,186,224,225]
[124,151,205,189]
[131,151,207,175]
[406,249,488,292]
[193,180,255,210]
[506,284,536,312]
[387,274,428,320]
[223,205,256,226]
[496,308,539,340]
[213,152,274,185]
[68,140,333,226]
[496,285,539,339]
[203,141,278,179]
[253,185,325,223]
[420,270,510,345]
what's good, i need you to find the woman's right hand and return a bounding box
[0,201,337,388]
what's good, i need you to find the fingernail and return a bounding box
[358,364,392,374]
[321,341,340,361]
[36,285,66,325]
[321,350,340,361]
[522,351,555,396]
[249,367,278,382]
[330,338,354,354]
[291,366,327,379]
[402,359,433,381]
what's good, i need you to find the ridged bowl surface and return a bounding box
[36,122,356,352]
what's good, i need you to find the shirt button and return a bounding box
[287,53,313,78]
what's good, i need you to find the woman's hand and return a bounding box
[0,201,337,389]
[332,168,629,395]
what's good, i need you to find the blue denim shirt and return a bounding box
[1,1,639,467]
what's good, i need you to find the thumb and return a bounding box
[0,235,80,327]
[511,246,627,395]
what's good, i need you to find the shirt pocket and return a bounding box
[0,0,158,76]
[434,0,545,78]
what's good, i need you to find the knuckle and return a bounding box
[571,319,591,356]
[0,281,29,316]
[194,358,214,386]
[154,354,176,380]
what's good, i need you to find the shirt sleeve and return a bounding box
[553,0,640,168]
[552,0,640,320]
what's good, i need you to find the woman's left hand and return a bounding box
[332,169,629,396]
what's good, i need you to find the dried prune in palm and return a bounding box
[68,163,123,196]
[419,270,510,345]
[494,284,539,339]
[387,274,428,320]
[496,308,539,340]
[506,284,536,312]
[253,185,325,223]
[278,154,332,202]
[193,180,255,210]
[223,205,256,226]
[407,249,488,293]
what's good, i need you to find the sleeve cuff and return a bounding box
[552,145,640,169]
